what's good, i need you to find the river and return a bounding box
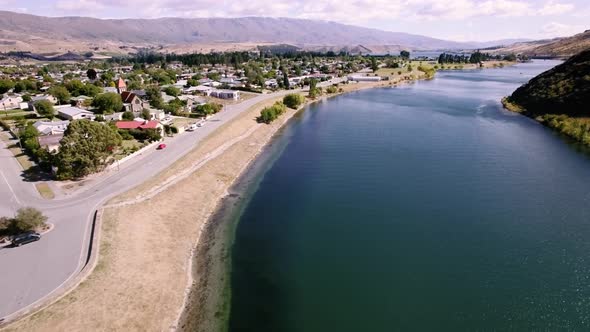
[227,60,590,331]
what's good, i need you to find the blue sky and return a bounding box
[3,0,589,41]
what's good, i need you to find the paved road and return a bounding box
[0,85,326,320]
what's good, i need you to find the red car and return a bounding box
[157,143,167,150]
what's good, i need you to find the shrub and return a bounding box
[257,102,287,124]
[326,85,338,94]
[283,94,305,109]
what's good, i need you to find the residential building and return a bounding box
[121,91,147,115]
[0,95,23,110]
[56,106,96,121]
[210,89,240,100]
[33,120,70,135]
[115,120,163,134]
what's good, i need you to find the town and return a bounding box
[0,50,450,182]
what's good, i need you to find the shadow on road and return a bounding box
[20,166,54,183]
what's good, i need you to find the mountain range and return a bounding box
[0,10,530,55]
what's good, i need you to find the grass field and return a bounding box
[35,183,55,199]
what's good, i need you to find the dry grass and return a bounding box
[34,183,55,200]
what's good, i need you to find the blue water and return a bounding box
[229,60,590,331]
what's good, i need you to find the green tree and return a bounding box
[48,86,71,105]
[371,57,379,72]
[35,100,55,118]
[0,79,15,94]
[55,120,122,180]
[87,68,98,80]
[308,79,320,99]
[283,94,305,109]
[163,86,180,97]
[92,92,123,114]
[283,72,290,89]
[400,50,410,59]
[11,207,48,233]
[145,86,164,109]
[141,109,151,120]
[122,111,134,120]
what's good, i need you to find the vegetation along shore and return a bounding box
[502,49,590,147]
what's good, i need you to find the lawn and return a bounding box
[0,133,34,170]
[35,183,55,199]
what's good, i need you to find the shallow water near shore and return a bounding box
[227,60,590,331]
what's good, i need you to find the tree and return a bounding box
[11,207,48,233]
[48,86,71,105]
[400,50,410,59]
[308,78,320,98]
[283,72,290,89]
[55,120,122,180]
[145,86,164,109]
[0,79,15,94]
[283,94,305,109]
[371,57,379,72]
[141,109,151,120]
[35,100,55,118]
[163,86,180,97]
[122,111,135,120]
[92,92,123,114]
[87,68,98,80]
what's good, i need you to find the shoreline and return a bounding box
[1,65,489,331]
[174,79,417,332]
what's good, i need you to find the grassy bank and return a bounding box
[502,98,590,147]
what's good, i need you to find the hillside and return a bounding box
[507,49,590,116]
[0,10,530,55]
[492,31,590,58]
[504,49,590,146]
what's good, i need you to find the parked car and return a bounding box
[157,143,167,150]
[197,121,206,127]
[11,233,41,247]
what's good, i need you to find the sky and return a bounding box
[2,0,589,42]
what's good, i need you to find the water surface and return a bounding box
[229,60,590,331]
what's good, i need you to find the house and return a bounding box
[104,112,124,121]
[115,120,163,134]
[210,89,240,100]
[70,95,92,108]
[0,95,23,110]
[121,91,146,115]
[103,87,118,93]
[178,95,205,112]
[115,78,127,94]
[33,120,70,135]
[56,106,96,121]
[38,134,63,153]
[194,85,214,96]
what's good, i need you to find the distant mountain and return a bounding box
[0,10,527,54]
[506,48,590,116]
[491,31,590,58]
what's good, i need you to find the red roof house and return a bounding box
[116,120,162,131]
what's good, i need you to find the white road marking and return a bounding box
[0,169,21,206]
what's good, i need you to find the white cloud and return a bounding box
[537,1,575,15]
[56,0,105,12]
[540,22,586,38]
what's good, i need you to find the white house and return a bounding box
[210,89,240,100]
[33,120,70,135]
[0,95,23,110]
[56,106,96,121]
